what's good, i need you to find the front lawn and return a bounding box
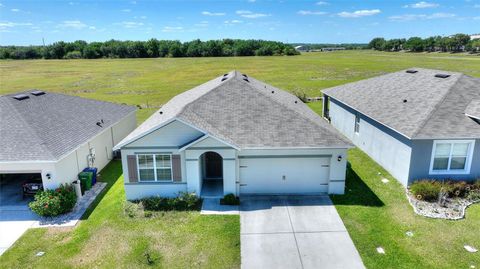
[333,148,480,269]
[0,161,240,268]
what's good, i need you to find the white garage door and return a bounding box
[239,156,330,194]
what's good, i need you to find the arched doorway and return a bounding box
[199,151,223,197]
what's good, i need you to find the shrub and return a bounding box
[29,184,77,217]
[409,180,442,202]
[136,192,201,211]
[124,201,144,218]
[472,179,480,191]
[467,190,480,202]
[447,181,469,198]
[220,193,240,205]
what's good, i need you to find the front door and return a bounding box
[205,152,223,179]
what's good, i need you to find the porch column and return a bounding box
[223,159,236,196]
[186,159,201,195]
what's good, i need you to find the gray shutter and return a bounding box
[172,154,182,182]
[127,155,138,183]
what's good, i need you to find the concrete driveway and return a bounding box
[240,196,364,269]
[0,176,39,255]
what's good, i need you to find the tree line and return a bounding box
[0,39,299,60]
[369,33,480,53]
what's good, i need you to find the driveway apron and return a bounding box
[240,195,365,269]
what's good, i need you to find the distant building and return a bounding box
[470,34,480,40]
[321,47,346,52]
[294,45,309,52]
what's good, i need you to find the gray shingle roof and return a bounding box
[465,99,480,121]
[116,71,352,149]
[322,68,480,139]
[0,91,136,162]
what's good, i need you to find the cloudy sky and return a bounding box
[0,0,478,45]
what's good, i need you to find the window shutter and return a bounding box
[172,154,182,182]
[127,155,138,183]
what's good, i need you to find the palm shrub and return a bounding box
[29,184,77,216]
[409,180,442,202]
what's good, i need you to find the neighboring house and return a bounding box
[0,91,136,190]
[114,71,352,200]
[294,45,309,52]
[322,68,480,186]
[321,47,346,52]
[470,34,480,40]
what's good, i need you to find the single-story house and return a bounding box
[322,68,480,186]
[114,71,352,200]
[0,91,136,194]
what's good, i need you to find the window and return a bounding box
[430,140,475,174]
[354,113,360,134]
[137,154,172,181]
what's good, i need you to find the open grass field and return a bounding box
[1,50,479,123]
[1,51,479,268]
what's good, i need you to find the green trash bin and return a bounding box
[78,171,93,194]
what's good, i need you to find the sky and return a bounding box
[0,0,479,45]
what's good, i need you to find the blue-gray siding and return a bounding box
[409,139,480,182]
[327,96,480,185]
[328,97,412,186]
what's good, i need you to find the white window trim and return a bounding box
[429,140,475,175]
[136,154,173,182]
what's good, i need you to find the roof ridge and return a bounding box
[244,76,352,145]
[411,74,464,138]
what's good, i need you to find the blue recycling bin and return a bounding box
[83,167,98,185]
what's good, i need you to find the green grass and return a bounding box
[0,162,240,268]
[1,51,479,268]
[332,149,480,269]
[1,50,479,123]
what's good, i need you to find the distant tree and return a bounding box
[405,37,425,52]
[64,51,82,59]
[83,42,102,58]
[168,41,183,57]
[423,37,437,52]
[157,40,170,57]
[185,39,203,57]
[50,41,67,59]
[450,33,470,52]
[368,37,386,50]
[468,39,480,53]
[146,38,159,57]
[203,40,223,57]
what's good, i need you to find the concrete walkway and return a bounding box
[240,196,364,269]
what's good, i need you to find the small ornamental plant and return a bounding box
[220,193,240,205]
[29,184,77,217]
[410,179,480,202]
